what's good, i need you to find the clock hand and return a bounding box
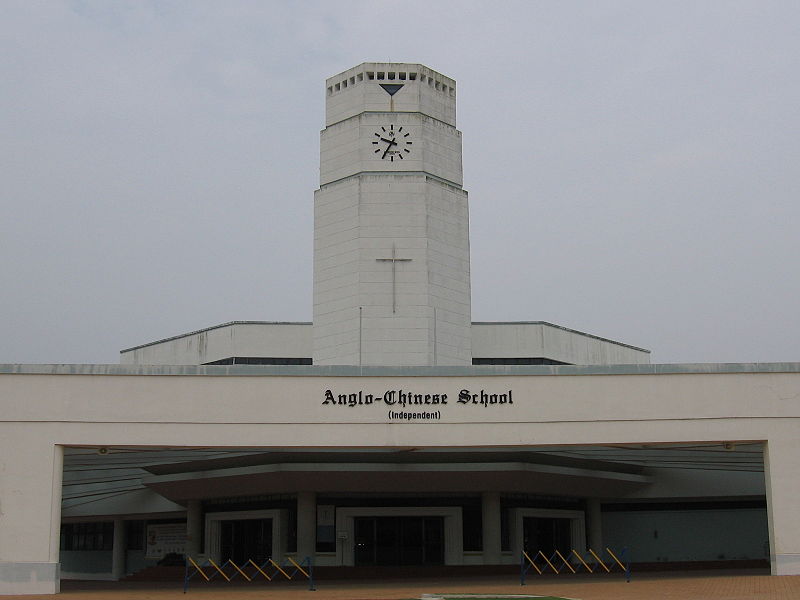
[381,137,398,159]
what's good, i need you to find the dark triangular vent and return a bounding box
[379,84,404,96]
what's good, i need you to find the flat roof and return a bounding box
[2,362,799,377]
[120,320,649,354]
[472,321,650,353]
[119,321,313,353]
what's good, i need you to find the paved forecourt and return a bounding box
[3,572,800,600]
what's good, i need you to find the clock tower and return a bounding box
[313,63,471,366]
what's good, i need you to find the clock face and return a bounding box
[372,124,412,161]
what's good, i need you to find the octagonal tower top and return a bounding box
[324,62,457,127]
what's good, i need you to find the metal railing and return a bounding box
[183,555,314,592]
[521,547,630,585]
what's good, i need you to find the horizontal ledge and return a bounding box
[2,363,800,377]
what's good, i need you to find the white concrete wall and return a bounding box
[471,322,650,364]
[313,175,471,366]
[1,363,799,593]
[320,113,463,187]
[325,63,456,128]
[425,179,472,365]
[120,322,312,365]
[314,62,469,367]
[0,430,62,593]
[764,436,800,575]
[121,321,648,366]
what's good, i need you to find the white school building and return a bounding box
[1,63,799,595]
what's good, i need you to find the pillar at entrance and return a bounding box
[186,500,202,558]
[0,436,62,595]
[111,518,127,580]
[296,492,317,562]
[481,492,502,564]
[765,437,800,574]
[587,499,603,550]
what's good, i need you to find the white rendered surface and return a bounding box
[313,175,471,366]
[325,63,456,128]
[1,363,799,593]
[120,322,311,365]
[320,112,463,186]
[472,322,649,364]
[314,63,470,366]
[120,321,648,366]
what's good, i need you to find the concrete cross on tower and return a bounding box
[376,244,412,313]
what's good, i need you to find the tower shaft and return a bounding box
[313,63,471,366]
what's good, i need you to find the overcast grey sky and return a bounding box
[1,1,798,364]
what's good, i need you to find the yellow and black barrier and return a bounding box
[183,555,314,592]
[520,547,630,585]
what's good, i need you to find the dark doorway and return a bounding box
[220,519,272,564]
[523,516,572,555]
[354,516,444,566]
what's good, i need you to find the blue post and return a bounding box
[308,556,316,591]
[623,547,631,583]
[183,555,189,594]
[520,552,526,586]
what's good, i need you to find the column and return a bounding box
[481,492,501,564]
[296,492,317,562]
[764,437,800,574]
[0,433,63,595]
[185,500,202,558]
[111,518,127,580]
[49,445,65,567]
[587,499,603,551]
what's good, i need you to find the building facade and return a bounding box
[1,64,799,595]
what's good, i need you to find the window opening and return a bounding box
[60,522,114,551]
